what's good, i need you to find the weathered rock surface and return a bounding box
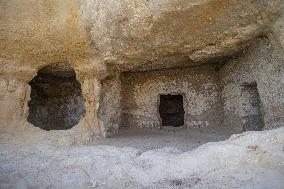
[0,0,283,141]
[0,127,283,189]
[0,0,282,73]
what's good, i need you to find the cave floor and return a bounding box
[1,126,283,189]
[92,126,242,151]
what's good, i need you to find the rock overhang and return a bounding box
[0,0,281,75]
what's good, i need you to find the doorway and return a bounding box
[28,62,86,131]
[159,94,185,127]
[241,83,264,131]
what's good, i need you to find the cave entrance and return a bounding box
[28,62,86,131]
[241,83,264,131]
[159,94,185,127]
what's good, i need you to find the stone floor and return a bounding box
[92,126,242,151]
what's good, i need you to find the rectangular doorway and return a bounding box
[159,94,185,127]
[241,83,264,131]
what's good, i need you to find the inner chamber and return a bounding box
[28,62,86,131]
[159,94,185,127]
[241,83,264,131]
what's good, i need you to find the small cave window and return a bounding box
[28,62,86,131]
[159,94,185,127]
[241,82,264,131]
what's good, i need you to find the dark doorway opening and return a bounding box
[28,62,86,131]
[241,83,264,131]
[159,94,185,127]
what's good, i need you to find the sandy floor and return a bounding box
[0,127,283,189]
[93,126,241,151]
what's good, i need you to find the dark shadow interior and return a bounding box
[159,94,185,127]
[241,83,264,131]
[28,62,86,131]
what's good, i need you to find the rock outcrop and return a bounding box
[0,0,283,143]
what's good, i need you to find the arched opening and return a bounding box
[28,62,86,131]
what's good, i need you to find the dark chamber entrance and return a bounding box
[241,83,264,131]
[159,94,185,127]
[28,62,86,131]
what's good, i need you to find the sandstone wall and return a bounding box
[121,65,222,129]
[0,61,36,124]
[1,0,279,72]
[220,37,284,130]
[0,0,283,141]
[98,75,121,137]
[0,60,102,145]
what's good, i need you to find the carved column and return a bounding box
[76,77,102,136]
[0,61,36,127]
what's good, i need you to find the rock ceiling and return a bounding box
[0,0,281,76]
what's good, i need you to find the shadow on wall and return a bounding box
[27,62,86,131]
[241,82,264,131]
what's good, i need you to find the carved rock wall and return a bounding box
[0,0,283,143]
[120,65,222,129]
[220,37,284,130]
